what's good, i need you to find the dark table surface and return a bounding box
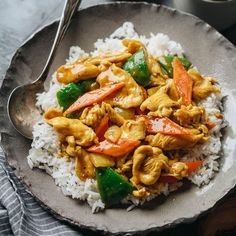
[0,0,236,235]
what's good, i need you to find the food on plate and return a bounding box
[28,22,224,212]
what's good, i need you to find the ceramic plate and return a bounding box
[1,2,236,235]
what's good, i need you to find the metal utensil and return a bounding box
[7,0,81,139]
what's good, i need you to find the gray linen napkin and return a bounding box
[0,150,81,236]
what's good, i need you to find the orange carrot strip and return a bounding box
[137,115,190,136]
[173,57,193,105]
[87,138,140,157]
[214,112,223,119]
[64,82,125,115]
[95,116,109,141]
[186,160,204,174]
[206,122,216,130]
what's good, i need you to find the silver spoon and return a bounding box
[7,0,82,139]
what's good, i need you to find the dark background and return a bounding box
[0,0,235,235]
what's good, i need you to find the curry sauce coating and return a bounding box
[45,108,98,147]
[97,64,144,109]
[140,83,181,117]
[80,102,125,128]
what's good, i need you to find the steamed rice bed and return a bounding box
[27,22,224,212]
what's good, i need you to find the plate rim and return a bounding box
[0,1,236,234]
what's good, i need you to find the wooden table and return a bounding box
[0,1,236,235]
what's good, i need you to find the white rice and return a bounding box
[27,22,225,212]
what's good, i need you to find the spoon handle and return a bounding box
[35,0,82,84]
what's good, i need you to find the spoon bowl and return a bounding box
[7,0,81,139]
[7,81,44,139]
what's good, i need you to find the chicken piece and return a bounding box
[149,75,167,87]
[104,125,122,143]
[169,162,188,179]
[80,104,105,128]
[131,145,169,186]
[145,132,205,151]
[46,116,98,146]
[116,154,133,176]
[89,153,115,167]
[104,118,146,143]
[80,102,125,128]
[97,64,144,109]
[147,80,178,98]
[113,107,135,120]
[132,187,150,198]
[197,124,209,135]
[120,118,146,141]
[86,51,132,65]
[75,147,95,181]
[65,136,76,157]
[147,86,159,96]
[168,156,180,166]
[185,125,209,143]
[44,108,63,120]
[56,51,132,84]
[174,105,207,126]
[167,79,179,101]
[98,60,112,72]
[57,62,100,84]
[140,84,181,117]
[147,55,167,86]
[188,68,220,101]
[102,102,125,126]
[122,39,145,54]
[148,55,164,77]
[119,159,133,173]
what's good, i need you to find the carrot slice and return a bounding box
[206,122,216,130]
[186,160,204,174]
[95,115,109,141]
[158,161,204,182]
[87,138,140,157]
[137,115,190,136]
[173,57,193,105]
[64,82,125,115]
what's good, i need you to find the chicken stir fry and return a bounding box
[97,64,144,109]
[45,39,221,207]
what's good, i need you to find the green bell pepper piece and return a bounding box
[57,83,83,110]
[56,79,95,110]
[158,56,174,78]
[80,79,96,92]
[166,55,192,70]
[96,167,133,207]
[158,55,192,78]
[123,48,150,87]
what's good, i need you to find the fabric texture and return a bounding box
[0,150,81,236]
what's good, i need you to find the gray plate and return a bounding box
[1,2,236,235]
